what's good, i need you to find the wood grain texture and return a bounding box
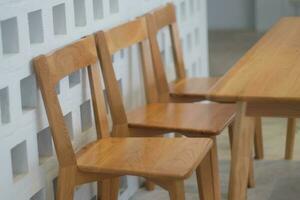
[77,137,212,179]
[96,15,223,199]
[229,102,255,200]
[35,34,214,200]
[169,77,220,100]
[208,17,300,103]
[127,102,235,136]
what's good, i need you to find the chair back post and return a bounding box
[145,14,171,102]
[34,36,110,167]
[139,39,160,103]
[167,4,186,79]
[95,31,130,136]
[148,3,187,82]
[34,56,77,167]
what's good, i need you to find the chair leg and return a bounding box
[98,178,120,200]
[196,137,221,200]
[254,117,264,160]
[145,180,155,191]
[247,154,255,188]
[285,118,297,160]
[56,169,75,200]
[196,146,221,200]
[168,180,185,200]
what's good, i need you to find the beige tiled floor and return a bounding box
[130,31,300,200]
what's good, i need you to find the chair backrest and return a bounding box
[95,18,160,135]
[146,3,187,101]
[34,36,110,167]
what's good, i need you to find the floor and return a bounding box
[130,31,300,200]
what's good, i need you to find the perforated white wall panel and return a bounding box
[0,0,208,199]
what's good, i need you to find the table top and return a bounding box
[208,17,300,103]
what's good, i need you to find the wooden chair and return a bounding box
[146,3,297,160]
[33,35,217,200]
[95,17,241,199]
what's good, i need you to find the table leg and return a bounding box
[229,102,255,200]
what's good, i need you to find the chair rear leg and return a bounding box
[168,180,185,200]
[254,117,264,160]
[145,180,155,191]
[285,118,296,160]
[196,139,221,200]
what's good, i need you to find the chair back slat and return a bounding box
[152,3,176,31]
[104,19,148,54]
[45,36,98,84]
[34,36,110,167]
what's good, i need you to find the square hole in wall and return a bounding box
[11,141,29,181]
[160,50,166,66]
[28,10,44,44]
[1,17,19,54]
[69,70,81,88]
[55,82,60,94]
[52,4,67,35]
[80,100,92,132]
[118,79,123,97]
[64,112,74,139]
[192,62,197,75]
[0,87,10,124]
[37,127,53,164]
[93,0,104,19]
[180,2,186,21]
[30,188,46,200]
[74,0,87,27]
[20,74,37,111]
[109,0,119,14]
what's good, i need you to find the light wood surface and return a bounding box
[127,102,235,136]
[96,17,223,199]
[34,34,215,200]
[169,77,219,100]
[77,137,212,179]
[146,2,260,193]
[208,17,300,103]
[229,102,255,200]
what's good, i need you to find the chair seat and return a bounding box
[77,137,212,179]
[169,77,220,100]
[127,102,235,136]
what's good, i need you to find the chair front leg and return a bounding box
[56,168,76,200]
[98,178,120,200]
[168,180,185,200]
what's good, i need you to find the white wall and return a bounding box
[208,0,254,30]
[0,0,208,200]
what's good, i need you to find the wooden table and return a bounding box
[208,17,300,200]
